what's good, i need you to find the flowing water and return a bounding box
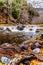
[0,25,42,44]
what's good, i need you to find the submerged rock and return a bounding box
[17,24,25,31]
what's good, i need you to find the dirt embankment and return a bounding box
[0,13,6,23]
[32,13,43,24]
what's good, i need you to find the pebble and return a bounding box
[33,48,40,53]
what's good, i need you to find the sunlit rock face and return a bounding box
[27,0,43,8]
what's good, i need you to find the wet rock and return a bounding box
[41,34,43,39]
[33,48,40,53]
[19,43,28,50]
[31,44,37,50]
[1,56,10,64]
[39,41,43,46]
[31,42,40,50]
[1,43,12,47]
[12,43,17,46]
[33,53,43,61]
[22,60,30,65]
[3,28,11,33]
[8,55,32,65]
[35,42,40,46]
[36,29,40,33]
[17,24,25,31]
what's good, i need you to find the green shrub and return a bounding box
[0,1,4,12]
[0,1,4,6]
[12,8,19,19]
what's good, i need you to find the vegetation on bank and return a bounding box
[12,8,19,19]
[0,0,39,24]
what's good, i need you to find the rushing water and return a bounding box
[0,25,42,44]
[0,25,40,32]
